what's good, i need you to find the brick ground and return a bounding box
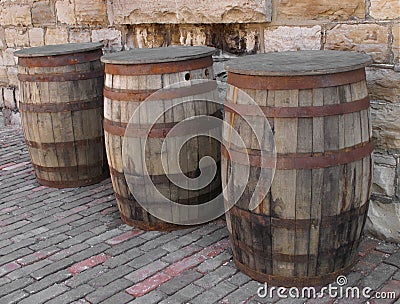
[1,115,400,304]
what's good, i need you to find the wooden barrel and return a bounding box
[101,46,221,231]
[15,43,109,188]
[223,50,373,286]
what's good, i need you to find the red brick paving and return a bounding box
[126,272,172,297]
[105,230,144,246]
[68,254,110,275]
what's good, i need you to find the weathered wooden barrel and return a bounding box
[15,43,109,188]
[223,50,373,286]
[101,46,221,231]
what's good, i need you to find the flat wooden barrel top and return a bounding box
[101,46,215,64]
[225,50,372,76]
[14,42,103,57]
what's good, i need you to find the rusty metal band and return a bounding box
[19,97,103,113]
[105,56,213,76]
[104,81,217,102]
[32,161,106,173]
[17,49,103,67]
[115,200,196,231]
[104,109,221,138]
[232,256,356,287]
[104,88,156,102]
[221,141,373,170]
[35,171,109,189]
[104,118,175,138]
[115,187,221,206]
[18,70,104,82]
[103,118,127,137]
[110,165,221,187]
[224,96,370,118]
[229,202,369,231]
[25,136,104,149]
[230,235,361,264]
[119,212,184,231]
[227,68,366,90]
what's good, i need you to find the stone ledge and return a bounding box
[110,0,272,24]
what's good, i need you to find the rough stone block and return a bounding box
[2,108,11,125]
[371,102,400,151]
[0,67,8,84]
[264,25,321,52]
[55,0,76,25]
[91,28,122,51]
[29,28,45,47]
[397,161,400,199]
[45,27,69,45]
[373,153,397,166]
[3,87,15,109]
[0,27,5,49]
[2,48,16,66]
[112,0,272,24]
[370,0,400,20]
[5,28,29,48]
[275,0,365,21]
[4,28,16,48]
[0,87,3,108]
[366,199,400,243]
[32,0,56,26]
[69,29,91,43]
[367,68,400,103]
[393,24,399,63]
[7,67,19,87]
[372,163,396,197]
[325,23,389,63]
[75,0,108,25]
[0,4,32,26]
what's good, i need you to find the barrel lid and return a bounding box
[101,46,215,64]
[14,42,103,58]
[225,50,373,76]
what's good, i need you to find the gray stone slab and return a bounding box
[225,50,372,76]
[14,42,103,57]
[101,46,215,64]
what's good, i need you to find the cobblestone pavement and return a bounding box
[1,116,400,304]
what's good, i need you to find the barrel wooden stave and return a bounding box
[17,47,108,188]
[103,57,221,230]
[223,69,372,286]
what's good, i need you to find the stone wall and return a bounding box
[0,0,399,241]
